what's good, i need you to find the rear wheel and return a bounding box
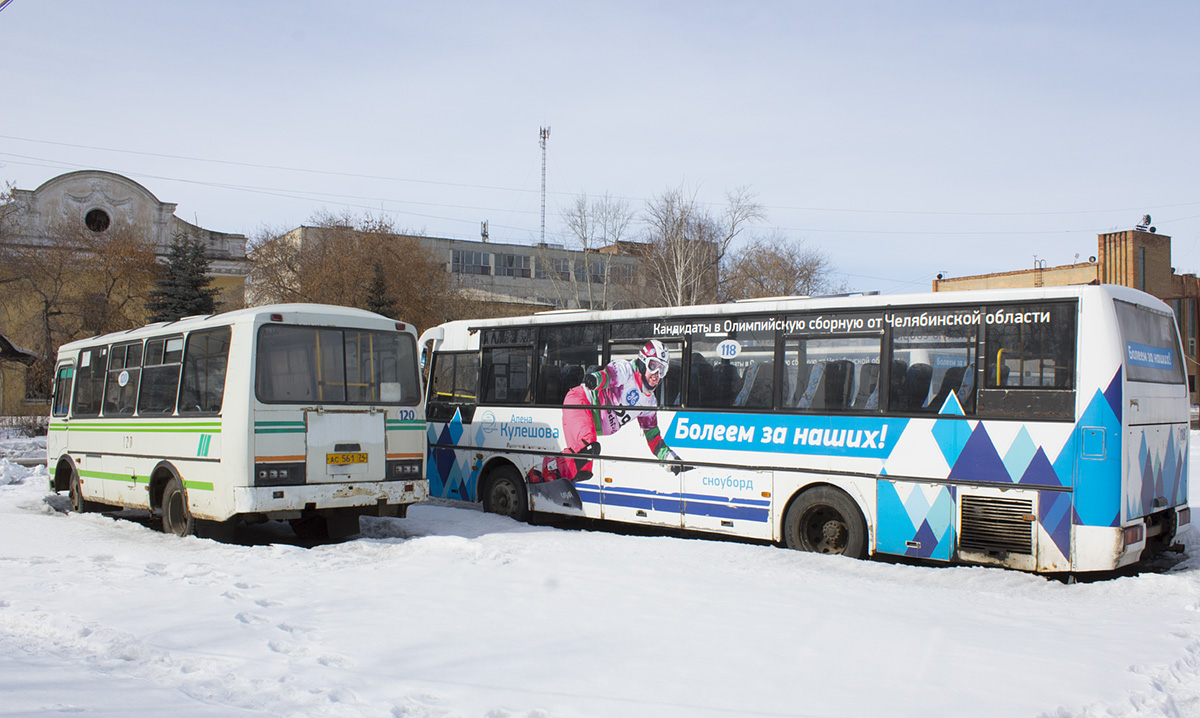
[482,466,529,522]
[784,486,867,559]
[161,476,195,537]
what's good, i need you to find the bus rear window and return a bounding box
[256,325,419,405]
[1115,299,1185,385]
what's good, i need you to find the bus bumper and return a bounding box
[231,480,429,520]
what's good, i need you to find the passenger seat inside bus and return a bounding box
[713,361,743,407]
[887,359,909,410]
[852,362,881,410]
[791,363,824,408]
[926,365,967,412]
[689,354,714,407]
[824,360,854,410]
[903,363,933,411]
[540,363,562,403]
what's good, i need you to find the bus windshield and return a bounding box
[255,324,420,405]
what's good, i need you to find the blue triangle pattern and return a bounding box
[908,520,941,559]
[1064,388,1122,528]
[932,416,972,468]
[1103,367,1122,423]
[1019,447,1063,487]
[1003,427,1038,484]
[1038,491,1073,560]
[938,392,965,416]
[948,423,1011,483]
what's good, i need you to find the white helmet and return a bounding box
[638,339,670,379]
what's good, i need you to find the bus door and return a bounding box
[306,408,386,484]
[48,361,75,476]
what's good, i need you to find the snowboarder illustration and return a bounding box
[529,339,682,507]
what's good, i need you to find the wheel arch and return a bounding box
[477,456,524,504]
[52,455,76,493]
[149,460,184,512]
[779,479,875,555]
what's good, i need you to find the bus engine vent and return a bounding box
[960,496,1034,556]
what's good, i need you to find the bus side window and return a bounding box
[180,328,231,414]
[983,306,1075,390]
[535,324,603,405]
[888,316,977,415]
[427,351,480,421]
[481,347,534,404]
[977,302,1076,420]
[138,336,184,415]
[690,329,775,409]
[452,353,479,403]
[71,347,108,418]
[103,341,144,415]
[784,335,880,413]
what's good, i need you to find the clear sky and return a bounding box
[3,1,1198,294]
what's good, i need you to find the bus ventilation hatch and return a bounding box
[960,496,1034,556]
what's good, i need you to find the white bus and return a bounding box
[420,285,1190,573]
[47,304,427,539]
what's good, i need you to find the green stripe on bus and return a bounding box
[77,470,213,491]
[79,469,146,484]
[65,422,221,433]
[254,421,305,434]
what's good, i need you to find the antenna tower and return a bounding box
[539,126,551,244]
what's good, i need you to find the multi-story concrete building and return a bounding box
[933,220,1200,402]
[268,226,643,313]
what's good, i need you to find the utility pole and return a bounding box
[539,126,551,244]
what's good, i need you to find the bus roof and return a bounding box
[426,283,1169,337]
[58,303,406,354]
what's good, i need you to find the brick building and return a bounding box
[933,222,1200,402]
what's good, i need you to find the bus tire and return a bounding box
[783,486,867,559]
[482,465,529,522]
[67,468,102,514]
[161,476,196,537]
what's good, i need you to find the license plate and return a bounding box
[326,452,368,465]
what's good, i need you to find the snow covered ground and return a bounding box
[3,432,1200,717]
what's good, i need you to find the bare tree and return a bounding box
[721,233,845,301]
[0,207,160,399]
[540,193,637,309]
[638,186,765,307]
[248,211,460,332]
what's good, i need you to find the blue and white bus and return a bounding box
[420,285,1189,573]
[48,304,427,539]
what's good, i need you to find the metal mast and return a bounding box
[539,126,551,244]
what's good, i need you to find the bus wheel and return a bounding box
[784,486,867,559]
[483,466,529,522]
[161,476,195,537]
[68,469,101,514]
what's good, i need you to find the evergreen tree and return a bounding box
[365,261,397,318]
[146,231,220,322]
